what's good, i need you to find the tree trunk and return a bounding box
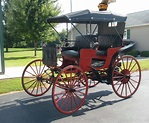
[34,41,37,56]
[5,47,8,52]
[5,44,9,52]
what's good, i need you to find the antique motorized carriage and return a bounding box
[21,9,141,114]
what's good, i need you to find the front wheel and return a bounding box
[22,59,53,96]
[52,65,88,114]
[112,55,141,98]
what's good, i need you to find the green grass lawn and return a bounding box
[0,78,22,94]
[139,59,149,71]
[4,48,42,67]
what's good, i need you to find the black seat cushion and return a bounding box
[99,35,122,50]
[96,35,122,56]
[75,35,98,50]
[62,50,79,59]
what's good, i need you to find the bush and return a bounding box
[140,51,149,57]
[126,50,140,57]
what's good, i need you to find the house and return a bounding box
[125,10,149,51]
[68,10,149,51]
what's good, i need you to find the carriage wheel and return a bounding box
[22,59,53,96]
[88,79,99,88]
[52,65,88,114]
[87,71,100,88]
[112,55,141,98]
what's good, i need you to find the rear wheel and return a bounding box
[87,71,100,88]
[112,55,141,98]
[22,59,53,96]
[52,65,88,114]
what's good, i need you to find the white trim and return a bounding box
[126,23,149,28]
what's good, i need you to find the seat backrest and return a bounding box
[98,35,123,50]
[74,35,98,50]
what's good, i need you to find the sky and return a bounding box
[56,0,149,31]
[58,0,149,15]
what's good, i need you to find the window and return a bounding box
[127,29,130,39]
[108,22,118,27]
[123,29,130,39]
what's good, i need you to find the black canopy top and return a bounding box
[47,9,127,24]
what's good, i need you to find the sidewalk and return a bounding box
[0,67,25,79]
[0,57,148,80]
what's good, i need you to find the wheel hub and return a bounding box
[121,69,130,84]
[68,88,76,92]
[36,75,43,81]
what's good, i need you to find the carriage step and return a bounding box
[101,80,111,85]
[92,60,105,67]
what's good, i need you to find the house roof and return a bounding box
[47,9,127,24]
[126,10,149,27]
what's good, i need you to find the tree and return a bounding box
[4,0,61,56]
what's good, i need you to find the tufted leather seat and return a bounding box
[62,35,98,59]
[96,35,122,56]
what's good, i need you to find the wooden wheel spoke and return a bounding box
[73,92,83,101]
[40,81,48,90]
[36,82,39,95]
[120,84,125,95]
[126,57,129,69]
[25,70,36,77]
[55,92,67,103]
[26,80,36,90]
[130,69,139,74]
[125,83,127,96]
[56,83,68,90]
[59,93,69,109]
[74,90,86,96]
[128,58,133,70]
[29,65,37,75]
[39,81,43,94]
[72,93,79,107]
[114,77,124,85]
[121,58,125,69]
[128,80,136,90]
[40,65,46,75]
[130,78,139,83]
[114,70,124,76]
[129,62,137,72]
[127,82,132,94]
[24,78,36,85]
[30,81,38,93]
[34,61,39,74]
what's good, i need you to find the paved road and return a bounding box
[0,70,149,123]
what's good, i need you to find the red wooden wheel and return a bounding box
[22,59,53,96]
[112,55,141,98]
[52,65,88,114]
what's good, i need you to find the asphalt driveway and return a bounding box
[0,70,149,123]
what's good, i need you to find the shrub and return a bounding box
[126,50,139,57]
[140,51,149,57]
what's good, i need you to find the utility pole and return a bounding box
[70,0,72,12]
[0,0,5,74]
[70,0,73,40]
